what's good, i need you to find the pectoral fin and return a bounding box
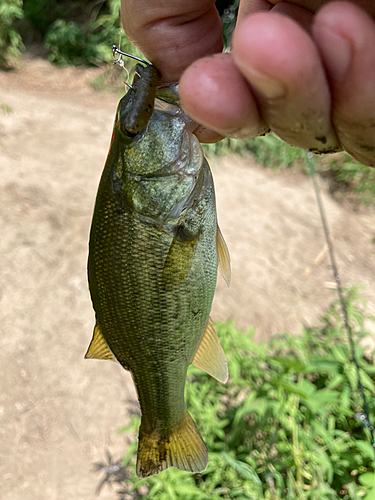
[216,225,231,286]
[191,317,228,383]
[162,225,200,287]
[85,324,118,363]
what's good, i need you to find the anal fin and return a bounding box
[216,225,231,286]
[85,323,118,363]
[191,317,228,383]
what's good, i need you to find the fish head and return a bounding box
[112,64,200,179]
[108,65,207,223]
[120,101,201,176]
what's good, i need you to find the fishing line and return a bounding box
[306,151,375,462]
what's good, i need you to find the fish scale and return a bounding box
[91,196,210,417]
[86,63,230,477]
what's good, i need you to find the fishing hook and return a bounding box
[112,45,149,66]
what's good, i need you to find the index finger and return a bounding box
[121,0,223,81]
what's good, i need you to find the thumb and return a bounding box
[121,0,223,81]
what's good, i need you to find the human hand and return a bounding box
[121,1,375,166]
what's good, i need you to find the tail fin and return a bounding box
[136,411,208,478]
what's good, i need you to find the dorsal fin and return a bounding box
[85,323,118,363]
[191,317,228,383]
[216,225,231,286]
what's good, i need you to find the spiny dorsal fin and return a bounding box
[85,324,118,362]
[191,317,228,383]
[216,225,231,286]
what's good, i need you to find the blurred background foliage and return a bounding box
[2,0,127,67]
[95,288,375,499]
[0,0,24,67]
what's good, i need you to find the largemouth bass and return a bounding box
[86,62,230,478]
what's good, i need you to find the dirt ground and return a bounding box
[1,55,375,500]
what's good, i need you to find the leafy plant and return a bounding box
[0,0,24,68]
[43,0,129,66]
[203,133,305,170]
[0,103,13,114]
[23,0,75,39]
[94,288,375,499]
[317,153,375,206]
[44,19,92,66]
[22,0,77,37]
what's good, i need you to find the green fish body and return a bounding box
[86,65,230,478]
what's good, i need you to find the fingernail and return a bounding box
[222,123,270,140]
[314,24,351,81]
[235,61,285,99]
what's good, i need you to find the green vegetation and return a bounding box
[203,134,305,169]
[317,153,375,206]
[204,135,375,207]
[0,0,24,68]
[93,288,375,499]
[43,0,122,66]
[0,103,13,113]
[43,19,101,66]
[0,0,129,67]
